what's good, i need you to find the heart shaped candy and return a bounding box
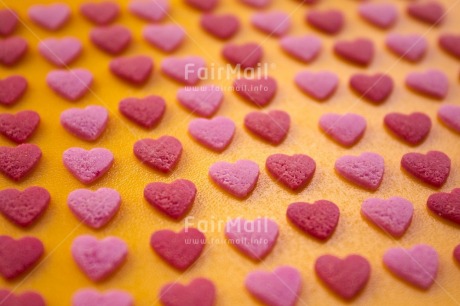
[438,104,460,133]
[407,2,445,26]
[280,35,321,63]
[335,152,384,191]
[0,290,45,306]
[185,0,218,11]
[47,69,93,101]
[349,73,393,104]
[63,147,114,184]
[60,105,109,141]
[72,289,133,306]
[0,236,44,280]
[265,153,316,191]
[110,55,153,85]
[319,113,366,147]
[133,136,182,173]
[334,38,374,66]
[119,95,166,129]
[128,0,169,22]
[295,71,338,101]
[244,110,290,145]
[0,37,28,66]
[28,3,70,31]
[188,117,235,152]
[405,70,448,100]
[222,43,263,69]
[0,75,27,106]
[160,278,215,306]
[234,77,277,107]
[359,3,397,29]
[0,144,41,181]
[306,9,344,35]
[439,34,460,59]
[0,9,18,36]
[39,37,82,67]
[91,25,132,55]
[80,2,120,25]
[177,85,223,117]
[386,34,427,62]
[427,188,460,225]
[209,160,259,198]
[384,112,431,145]
[201,14,239,40]
[0,110,40,143]
[161,56,206,85]
[143,24,185,53]
[251,11,291,37]
[401,151,450,187]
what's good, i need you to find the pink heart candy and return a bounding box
[335,152,384,191]
[251,11,291,37]
[0,75,27,106]
[240,0,271,8]
[133,136,182,173]
[245,266,302,306]
[110,55,153,85]
[60,105,109,141]
[73,289,133,306]
[185,0,218,11]
[119,95,166,129]
[80,2,120,25]
[406,69,448,100]
[0,36,28,66]
[0,236,44,280]
[439,34,460,60]
[386,34,427,62]
[334,38,374,66]
[361,197,413,237]
[225,218,279,260]
[72,235,127,282]
[28,3,70,31]
[359,3,397,29]
[0,110,40,143]
[319,113,366,147]
[295,71,338,101]
[244,110,290,145]
[0,290,45,306]
[161,56,206,85]
[280,35,321,63]
[438,104,460,133]
[0,9,19,36]
[177,85,223,117]
[407,1,445,26]
[307,9,344,35]
[39,37,82,67]
[188,116,235,152]
[159,278,216,306]
[63,147,114,184]
[143,24,185,53]
[67,188,121,229]
[266,153,316,191]
[0,144,41,182]
[129,0,169,22]
[47,69,93,101]
[91,25,132,55]
[222,43,263,69]
[350,73,394,104]
[383,244,439,289]
[201,14,240,40]
[209,160,259,198]
[234,77,277,107]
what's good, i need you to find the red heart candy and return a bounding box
[0,187,49,227]
[401,151,450,187]
[265,154,316,191]
[185,0,218,11]
[0,37,28,66]
[244,110,290,145]
[201,14,240,40]
[306,9,344,35]
[0,236,44,280]
[0,290,45,306]
[91,25,132,55]
[407,1,445,26]
[119,95,165,129]
[0,144,41,181]
[0,9,18,36]
[80,2,120,25]
[222,43,263,69]
[0,110,40,143]
[160,278,216,306]
[439,34,460,60]
[334,38,374,66]
[0,76,27,106]
[133,136,182,173]
[384,112,431,145]
[454,244,460,263]
[349,73,393,104]
[233,77,277,107]
[427,188,460,225]
[110,55,153,85]
[150,228,205,270]
[287,200,339,240]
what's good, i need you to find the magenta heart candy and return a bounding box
[251,11,291,37]
[0,37,28,66]
[209,160,259,198]
[39,37,82,67]
[0,186,49,228]
[67,188,121,229]
[359,3,397,29]
[361,197,413,237]
[110,55,153,85]
[161,56,205,85]
[91,25,132,55]
[160,278,215,306]
[245,266,302,306]
[150,227,205,270]
[386,34,427,62]
[0,75,27,106]
[144,179,196,220]
[0,236,44,280]
[295,71,338,101]
[315,254,371,300]
[455,244,460,264]
[405,70,448,100]
[439,34,460,60]
[0,9,18,36]
[438,104,460,134]
[80,2,120,25]
[383,244,438,289]
[234,77,277,107]
[73,289,133,306]
[201,14,239,40]
[427,188,460,225]
[222,42,263,69]
[384,112,432,145]
[401,150,450,187]
[72,235,127,282]
[119,95,166,129]
[143,24,185,53]
[240,0,271,8]
[319,113,366,147]
[244,110,290,145]
[265,153,316,191]
[188,116,235,152]
[177,85,223,117]
[225,218,279,260]
[185,0,218,11]
[28,3,70,31]
[128,0,169,22]
[306,9,344,35]
[47,69,93,101]
[335,152,384,191]
[0,144,41,181]
[0,110,39,143]
[133,136,182,173]
[407,1,445,26]
[334,38,374,66]
[60,105,108,141]
[0,290,45,306]
[63,147,114,184]
[349,73,393,104]
[280,35,321,63]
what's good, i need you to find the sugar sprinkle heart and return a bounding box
[265,153,316,191]
[359,3,397,29]
[143,24,185,53]
[438,104,460,134]
[0,110,40,143]
[91,25,132,55]
[315,254,370,300]
[133,136,182,173]
[335,152,384,191]
[60,105,109,141]
[160,278,215,306]
[0,9,18,36]
[405,70,448,100]
[73,289,133,306]
[201,14,240,40]
[63,147,114,184]
[47,69,93,101]
[80,2,120,25]
[72,235,127,282]
[119,95,166,129]
[0,290,45,306]
[128,0,169,22]
[407,1,445,26]
[188,116,235,152]
[185,0,218,11]
[240,0,271,8]
[0,75,27,106]
[234,76,277,107]
[0,36,28,67]
[280,35,322,63]
[0,144,41,182]
[319,113,366,147]
[454,244,460,264]
[295,71,338,101]
[144,179,196,220]
[209,160,259,198]
[161,56,205,85]
[39,37,82,67]
[384,112,432,145]
[0,187,50,228]
[222,42,263,69]
[110,55,153,85]
[439,34,460,60]
[401,150,450,188]
[383,244,439,290]
[0,236,44,280]
[427,188,460,225]
[251,11,291,37]
[334,38,374,66]
[244,110,290,145]
[306,9,344,35]
[150,227,205,270]
[386,34,427,62]
[349,73,393,104]
[67,188,121,229]
[287,200,339,240]
[361,197,413,238]
[177,85,223,117]
[225,218,279,260]
[28,3,71,31]
[245,266,302,306]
